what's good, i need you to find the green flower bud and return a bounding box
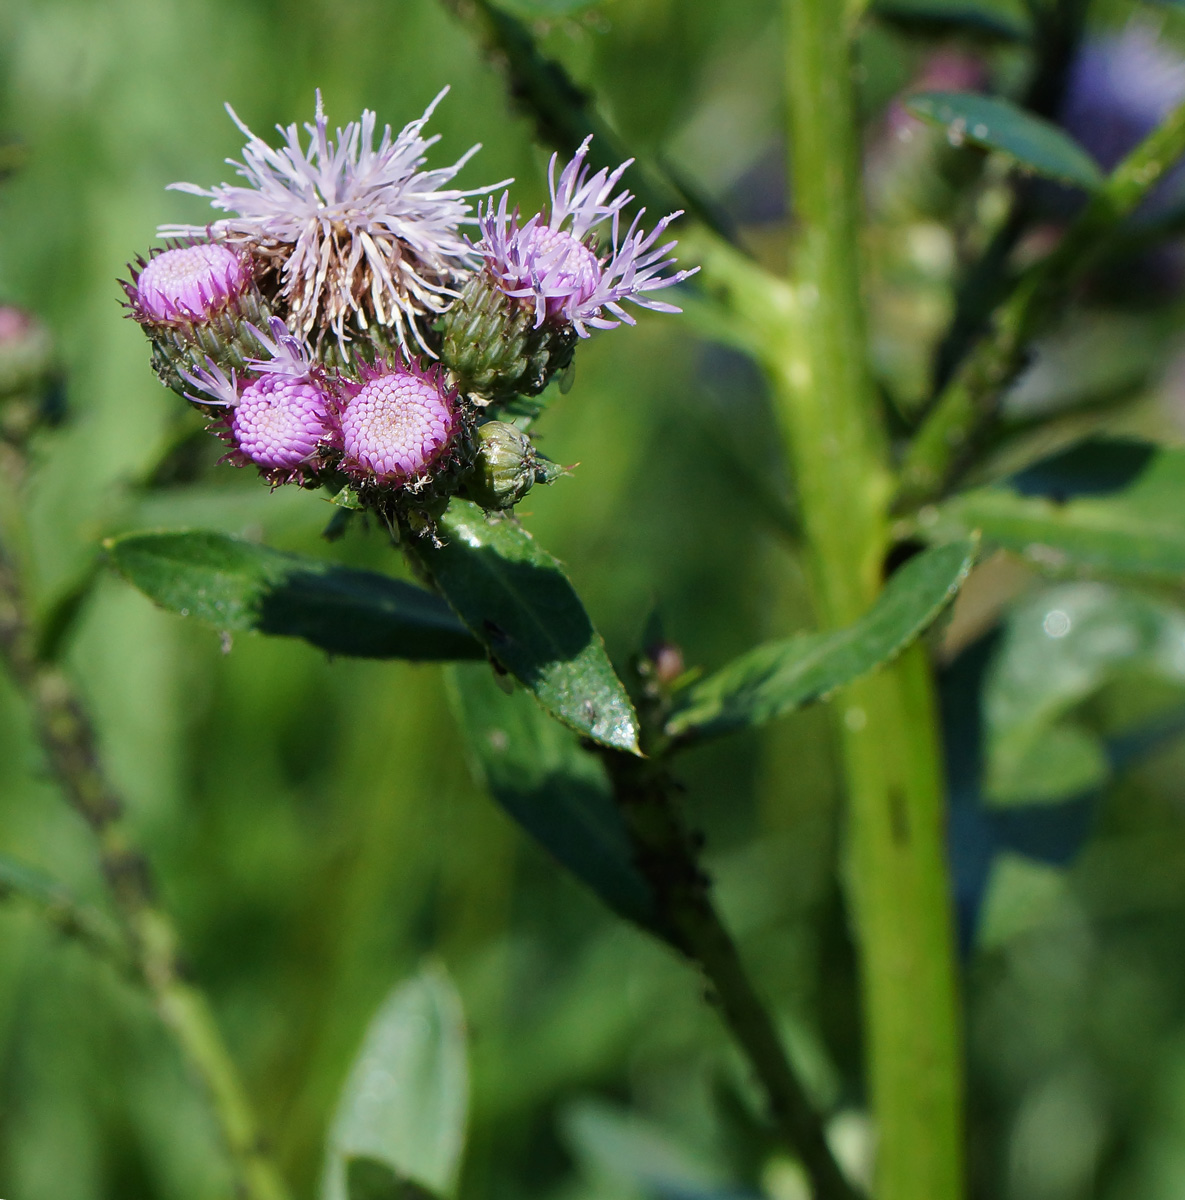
[461,420,566,511]
[439,272,576,404]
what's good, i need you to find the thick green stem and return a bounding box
[782,4,964,1198]
[0,507,289,1200]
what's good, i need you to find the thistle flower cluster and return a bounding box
[124,92,696,531]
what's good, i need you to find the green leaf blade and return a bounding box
[924,440,1185,579]
[869,2,1030,44]
[323,967,468,1200]
[447,663,661,933]
[412,502,641,753]
[105,530,483,661]
[668,538,977,741]
[906,91,1104,189]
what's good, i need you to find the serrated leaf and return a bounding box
[410,501,640,752]
[870,1,1029,43]
[922,439,1185,579]
[322,967,468,1200]
[447,663,661,933]
[667,539,977,741]
[106,530,482,661]
[906,91,1104,189]
[984,582,1185,805]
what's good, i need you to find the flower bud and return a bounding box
[461,419,565,511]
[438,271,577,404]
[122,242,272,394]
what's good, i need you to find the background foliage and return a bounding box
[5,1,1185,1199]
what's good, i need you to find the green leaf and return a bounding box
[322,966,468,1200]
[410,501,640,753]
[447,663,661,933]
[922,440,1185,579]
[984,582,1185,805]
[493,0,604,17]
[345,1159,440,1200]
[906,91,1104,190]
[667,539,977,741]
[869,2,1029,43]
[105,530,482,661]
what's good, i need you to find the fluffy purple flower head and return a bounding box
[339,358,459,485]
[133,243,251,324]
[179,317,337,481]
[477,137,699,337]
[161,90,507,354]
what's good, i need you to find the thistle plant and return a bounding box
[9,4,1185,1200]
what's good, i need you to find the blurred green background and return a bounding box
[6,0,1185,1198]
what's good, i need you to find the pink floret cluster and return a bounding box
[135,243,250,324]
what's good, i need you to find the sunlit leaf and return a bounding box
[870,2,1029,43]
[411,501,641,753]
[985,583,1185,805]
[447,663,661,933]
[106,530,482,661]
[922,439,1185,578]
[322,967,468,1200]
[906,91,1104,189]
[667,539,977,741]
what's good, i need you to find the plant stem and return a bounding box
[782,3,965,1198]
[0,501,289,1200]
[605,752,861,1200]
[898,94,1185,509]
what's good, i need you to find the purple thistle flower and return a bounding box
[476,137,699,337]
[179,317,338,482]
[339,358,459,485]
[160,90,507,355]
[130,242,252,325]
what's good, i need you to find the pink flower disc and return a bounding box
[231,375,331,470]
[137,244,248,323]
[512,225,602,321]
[342,370,456,483]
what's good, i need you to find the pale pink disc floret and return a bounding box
[135,243,251,324]
[160,90,507,354]
[178,317,337,479]
[476,136,699,337]
[339,359,458,485]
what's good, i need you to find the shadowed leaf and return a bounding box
[105,530,482,661]
[411,501,640,752]
[447,663,661,933]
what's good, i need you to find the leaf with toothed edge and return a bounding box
[667,538,978,742]
[409,500,641,753]
[105,530,483,661]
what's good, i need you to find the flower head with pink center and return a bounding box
[179,318,339,482]
[126,242,253,326]
[476,137,699,336]
[339,357,459,487]
[160,90,507,355]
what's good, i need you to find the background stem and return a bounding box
[0,487,290,1200]
[605,753,860,1200]
[782,3,965,1198]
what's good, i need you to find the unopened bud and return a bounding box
[439,272,576,404]
[461,420,565,511]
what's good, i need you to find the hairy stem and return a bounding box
[898,94,1185,509]
[605,752,861,1200]
[782,3,965,1198]
[0,498,289,1200]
